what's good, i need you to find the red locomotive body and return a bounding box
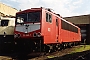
[14,7,81,52]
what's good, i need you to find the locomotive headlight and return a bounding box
[37,32,41,37]
[14,34,21,38]
[25,31,28,33]
[33,32,37,37]
[33,32,41,37]
[3,32,6,37]
[18,34,21,38]
[14,34,17,38]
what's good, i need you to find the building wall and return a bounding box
[0,2,18,16]
[64,15,90,24]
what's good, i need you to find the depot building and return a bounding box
[0,2,18,17]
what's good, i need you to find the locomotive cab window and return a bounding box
[46,13,52,23]
[1,20,9,26]
[16,12,40,24]
[28,12,40,22]
[16,13,27,24]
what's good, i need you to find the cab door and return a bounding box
[56,18,59,42]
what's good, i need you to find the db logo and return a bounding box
[48,28,50,32]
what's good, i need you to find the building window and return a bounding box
[1,20,9,26]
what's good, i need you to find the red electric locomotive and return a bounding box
[14,7,81,52]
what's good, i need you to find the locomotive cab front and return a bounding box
[14,8,44,52]
[15,10,42,39]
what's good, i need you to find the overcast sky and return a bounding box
[0,0,90,17]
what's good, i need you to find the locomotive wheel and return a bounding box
[44,45,50,53]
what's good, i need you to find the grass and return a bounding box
[70,45,90,54]
[47,45,90,59]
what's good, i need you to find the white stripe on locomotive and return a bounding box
[16,23,40,33]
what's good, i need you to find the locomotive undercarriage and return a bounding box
[14,37,62,53]
[14,37,44,53]
[14,37,80,54]
[0,35,14,54]
[0,35,81,55]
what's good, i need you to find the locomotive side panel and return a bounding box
[41,9,62,44]
[60,19,81,43]
[41,9,54,44]
[41,9,81,44]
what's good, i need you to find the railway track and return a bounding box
[0,45,89,60]
[29,46,79,60]
[28,45,90,60]
[74,50,90,60]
